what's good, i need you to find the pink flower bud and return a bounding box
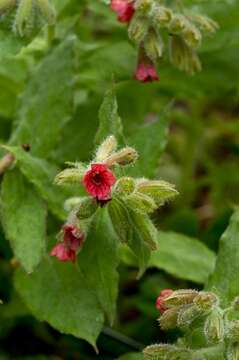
[50,243,76,262]
[82,163,116,201]
[111,0,135,23]
[50,224,85,263]
[156,289,173,313]
[135,60,159,83]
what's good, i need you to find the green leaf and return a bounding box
[3,146,71,220]
[78,208,119,325]
[150,231,216,284]
[127,210,152,279]
[121,231,216,284]
[1,168,47,273]
[207,209,239,307]
[127,106,170,178]
[14,258,104,348]
[10,37,75,158]
[0,29,24,59]
[95,87,124,146]
[117,353,144,360]
[108,198,132,244]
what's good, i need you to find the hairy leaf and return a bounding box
[1,168,47,273]
[121,231,216,283]
[4,146,73,220]
[14,258,104,347]
[78,208,119,325]
[127,106,170,178]
[207,209,239,307]
[10,37,75,158]
[95,87,124,146]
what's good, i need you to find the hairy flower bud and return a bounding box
[169,14,187,33]
[128,15,148,44]
[227,321,239,343]
[134,0,151,13]
[0,0,15,14]
[36,0,56,25]
[189,14,219,34]
[182,22,202,48]
[75,197,98,220]
[177,303,202,327]
[144,344,191,360]
[204,308,224,344]
[137,180,178,205]
[169,35,202,75]
[227,343,239,360]
[232,296,239,311]
[14,0,33,37]
[153,6,172,26]
[95,135,118,162]
[144,28,164,62]
[127,192,157,214]
[135,47,159,82]
[55,164,87,185]
[143,344,175,359]
[156,289,173,312]
[105,147,138,166]
[159,306,180,330]
[114,177,135,195]
[193,292,219,312]
[163,289,198,308]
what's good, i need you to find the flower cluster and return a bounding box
[109,0,219,80]
[144,289,239,360]
[51,135,177,263]
[0,0,55,37]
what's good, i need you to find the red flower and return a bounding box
[135,60,159,83]
[50,243,76,262]
[156,289,173,313]
[111,0,135,23]
[83,163,116,200]
[63,224,84,251]
[50,224,84,263]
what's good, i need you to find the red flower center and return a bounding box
[92,172,103,185]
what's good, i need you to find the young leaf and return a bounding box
[207,209,239,307]
[95,87,125,146]
[1,168,47,273]
[3,146,75,220]
[108,198,132,244]
[9,37,76,158]
[14,258,104,348]
[78,208,119,325]
[127,208,152,278]
[127,106,170,178]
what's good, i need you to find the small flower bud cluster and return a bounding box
[52,135,177,262]
[109,0,219,79]
[147,290,239,360]
[156,289,222,334]
[0,0,56,37]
